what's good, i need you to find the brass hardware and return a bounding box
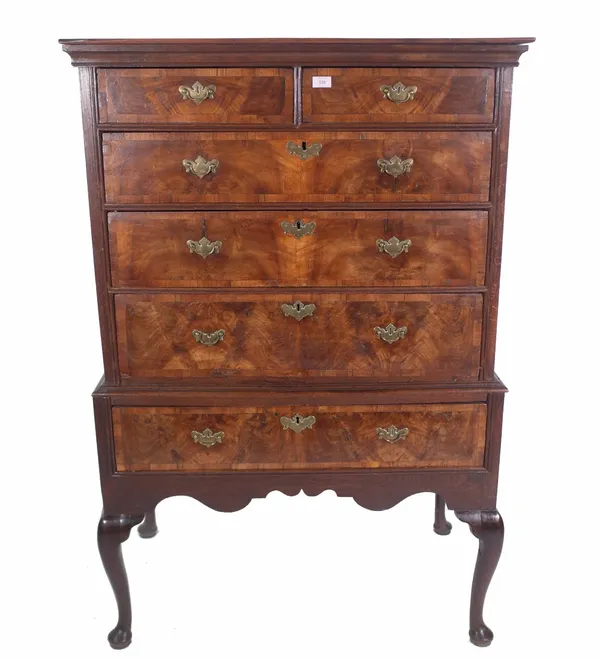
[376,425,409,443]
[191,428,224,447]
[192,329,225,346]
[280,413,316,434]
[376,237,412,258]
[380,81,418,104]
[281,219,316,239]
[183,154,219,178]
[281,301,316,321]
[187,237,223,259]
[287,141,322,160]
[377,156,414,178]
[374,323,408,344]
[179,81,216,105]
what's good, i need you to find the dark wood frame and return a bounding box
[61,38,533,650]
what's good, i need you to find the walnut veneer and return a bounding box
[61,37,533,651]
[103,131,492,204]
[108,210,488,288]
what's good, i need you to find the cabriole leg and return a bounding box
[433,494,452,535]
[98,513,144,650]
[455,510,504,647]
[138,510,158,539]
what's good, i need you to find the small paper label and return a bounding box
[312,76,332,88]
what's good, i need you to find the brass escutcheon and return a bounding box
[191,428,224,447]
[192,329,225,346]
[281,301,316,321]
[187,237,223,259]
[376,425,409,443]
[179,81,216,105]
[183,154,219,178]
[287,141,322,160]
[376,237,412,258]
[374,323,408,344]
[377,155,414,178]
[281,219,317,239]
[380,81,418,104]
[280,413,317,434]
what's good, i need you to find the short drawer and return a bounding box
[113,404,487,471]
[109,210,488,288]
[102,131,492,204]
[97,68,294,124]
[115,293,483,381]
[303,68,495,124]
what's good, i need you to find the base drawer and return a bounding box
[113,404,487,472]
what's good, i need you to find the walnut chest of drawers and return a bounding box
[61,37,533,650]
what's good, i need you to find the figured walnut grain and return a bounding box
[114,293,483,381]
[102,131,492,204]
[303,68,495,124]
[113,404,487,471]
[98,68,293,124]
[108,210,488,288]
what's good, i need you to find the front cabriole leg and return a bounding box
[455,510,504,647]
[98,513,144,649]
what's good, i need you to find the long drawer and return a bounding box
[115,293,483,381]
[102,131,492,204]
[109,210,488,288]
[113,404,487,471]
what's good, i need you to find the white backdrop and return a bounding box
[2,2,599,659]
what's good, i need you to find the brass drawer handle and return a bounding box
[280,413,316,434]
[281,301,315,321]
[281,219,316,239]
[376,237,412,258]
[377,156,414,178]
[287,141,322,160]
[179,81,216,105]
[191,428,224,447]
[376,425,409,443]
[374,323,408,344]
[380,81,418,104]
[183,154,219,178]
[187,237,222,259]
[192,329,225,346]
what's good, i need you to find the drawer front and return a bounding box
[303,68,495,124]
[98,68,294,124]
[103,131,492,204]
[113,404,487,471]
[109,210,488,288]
[115,293,482,381]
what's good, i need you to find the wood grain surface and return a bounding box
[303,68,495,124]
[61,36,534,650]
[108,210,488,288]
[102,131,492,204]
[114,293,483,381]
[113,403,487,471]
[98,68,293,124]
